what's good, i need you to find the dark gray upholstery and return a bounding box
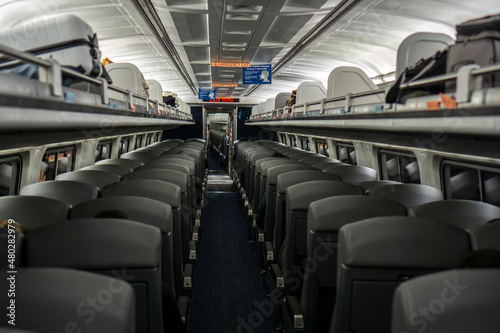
[468,219,500,251]
[56,170,120,188]
[331,216,470,333]
[299,156,340,166]
[95,158,144,169]
[324,165,377,183]
[367,183,444,209]
[253,157,282,206]
[408,199,500,229]
[148,157,195,176]
[80,164,133,176]
[283,181,364,299]
[246,151,274,200]
[357,180,400,192]
[28,219,161,333]
[123,169,187,192]
[120,151,158,162]
[391,269,500,333]
[296,196,406,333]
[274,171,342,255]
[101,179,184,298]
[0,196,70,233]
[20,180,99,206]
[287,152,318,160]
[312,162,347,171]
[0,267,135,332]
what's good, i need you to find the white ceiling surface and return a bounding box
[1,0,500,105]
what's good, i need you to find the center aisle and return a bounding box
[188,161,279,332]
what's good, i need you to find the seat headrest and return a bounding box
[339,216,470,269]
[261,160,305,177]
[102,179,181,208]
[324,165,377,184]
[28,218,161,269]
[0,195,70,233]
[308,195,406,232]
[409,199,500,229]
[70,196,172,233]
[468,220,500,251]
[277,170,342,193]
[123,169,188,192]
[392,269,500,333]
[0,267,135,333]
[367,183,444,209]
[20,180,99,206]
[270,166,322,187]
[55,170,121,188]
[287,181,364,211]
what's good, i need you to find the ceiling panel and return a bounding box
[170,12,208,43]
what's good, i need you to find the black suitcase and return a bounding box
[446,14,500,91]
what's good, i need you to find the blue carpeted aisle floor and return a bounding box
[187,188,279,332]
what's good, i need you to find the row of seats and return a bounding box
[0,138,207,332]
[232,139,500,333]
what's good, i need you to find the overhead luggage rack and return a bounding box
[0,42,193,131]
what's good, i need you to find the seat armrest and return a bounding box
[177,296,189,324]
[257,228,265,242]
[285,296,305,330]
[188,240,196,260]
[195,209,202,226]
[265,241,274,262]
[192,224,200,241]
[183,263,193,297]
[270,264,284,290]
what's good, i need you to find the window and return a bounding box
[42,147,75,181]
[280,133,287,145]
[290,135,297,148]
[135,135,143,149]
[95,140,112,162]
[442,161,500,207]
[0,156,21,196]
[154,132,161,143]
[119,137,130,157]
[315,140,329,157]
[300,137,310,151]
[337,143,357,165]
[379,150,420,184]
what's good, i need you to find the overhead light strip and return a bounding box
[244,0,361,97]
[133,0,197,95]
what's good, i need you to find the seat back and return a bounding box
[247,151,274,201]
[95,158,144,169]
[283,181,364,297]
[274,170,342,253]
[408,200,500,229]
[20,180,99,206]
[301,196,407,332]
[391,269,500,333]
[80,164,133,176]
[0,196,70,233]
[468,219,500,251]
[70,196,175,298]
[324,165,377,183]
[368,183,444,209]
[357,180,400,193]
[101,179,184,297]
[120,151,158,163]
[55,170,120,188]
[332,216,470,333]
[253,157,284,207]
[312,161,346,171]
[0,267,135,332]
[299,156,339,166]
[27,219,161,333]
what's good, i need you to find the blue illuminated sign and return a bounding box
[198,88,216,100]
[243,65,272,84]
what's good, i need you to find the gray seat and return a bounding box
[95,158,144,169]
[102,179,186,298]
[120,151,158,163]
[283,181,364,298]
[163,149,202,179]
[391,269,500,333]
[70,196,176,298]
[468,219,500,251]
[246,150,274,201]
[284,196,407,333]
[80,164,133,176]
[367,183,444,209]
[0,267,135,333]
[27,219,160,333]
[408,200,500,229]
[0,196,70,233]
[287,152,318,160]
[324,165,377,183]
[20,180,99,206]
[56,170,121,189]
[312,162,347,171]
[331,216,471,333]
[274,170,342,256]
[253,157,288,208]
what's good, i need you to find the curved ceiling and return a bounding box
[1,0,499,104]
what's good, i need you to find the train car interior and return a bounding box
[1,0,500,332]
